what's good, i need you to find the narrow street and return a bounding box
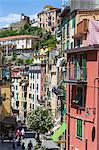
[0,138,37,150]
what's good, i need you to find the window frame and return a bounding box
[72,16,75,28]
[76,118,83,140]
[72,86,85,108]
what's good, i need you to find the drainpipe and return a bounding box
[67,61,70,150]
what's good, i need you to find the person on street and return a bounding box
[12,138,16,149]
[17,136,21,146]
[16,129,20,139]
[21,142,25,150]
[1,133,4,142]
[21,128,25,139]
[27,140,33,150]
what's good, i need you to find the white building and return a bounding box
[29,64,45,110]
[0,35,39,60]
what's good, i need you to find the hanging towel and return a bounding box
[87,20,99,45]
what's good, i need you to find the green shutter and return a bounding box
[76,119,83,139]
[82,53,86,80]
[74,55,77,79]
[72,17,75,28]
[67,40,69,49]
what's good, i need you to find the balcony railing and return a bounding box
[66,66,87,82]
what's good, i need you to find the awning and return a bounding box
[51,121,66,142]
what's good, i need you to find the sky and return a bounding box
[0,0,62,28]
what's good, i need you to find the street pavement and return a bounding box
[0,138,37,150]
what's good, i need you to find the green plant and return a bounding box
[27,106,53,141]
[34,144,39,150]
[25,59,33,65]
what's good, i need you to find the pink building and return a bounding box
[65,45,99,150]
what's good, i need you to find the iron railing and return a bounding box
[66,66,87,81]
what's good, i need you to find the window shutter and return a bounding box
[82,53,86,80]
[74,55,77,79]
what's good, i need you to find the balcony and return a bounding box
[65,66,87,84]
[77,19,88,34]
[73,19,88,40]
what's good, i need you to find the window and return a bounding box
[33,94,34,100]
[27,39,30,45]
[37,73,39,79]
[16,86,18,90]
[33,73,34,79]
[63,27,65,39]
[71,42,73,49]
[22,45,24,49]
[33,83,34,89]
[16,93,18,100]
[16,101,19,107]
[29,94,31,98]
[77,39,81,48]
[33,104,34,109]
[37,84,38,91]
[67,40,69,49]
[67,23,69,36]
[30,83,32,90]
[72,17,75,28]
[76,119,83,139]
[37,95,39,100]
[30,73,32,78]
[72,86,84,107]
[52,17,54,20]
[30,103,31,109]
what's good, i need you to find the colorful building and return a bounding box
[29,63,46,110]
[11,65,29,121]
[60,8,99,52]
[65,44,99,150]
[37,5,61,34]
[0,35,39,60]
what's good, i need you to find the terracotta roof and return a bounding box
[0,35,39,41]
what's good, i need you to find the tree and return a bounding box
[27,106,53,142]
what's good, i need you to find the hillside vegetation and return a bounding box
[0,24,57,49]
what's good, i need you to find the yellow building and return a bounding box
[1,81,11,119]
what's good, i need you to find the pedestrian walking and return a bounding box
[27,140,33,150]
[17,136,21,146]
[12,138,16,149]
[21,142,25,150]
[21,128,25,139]
[16,129,20,139]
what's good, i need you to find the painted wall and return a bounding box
[66,50,99,150]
